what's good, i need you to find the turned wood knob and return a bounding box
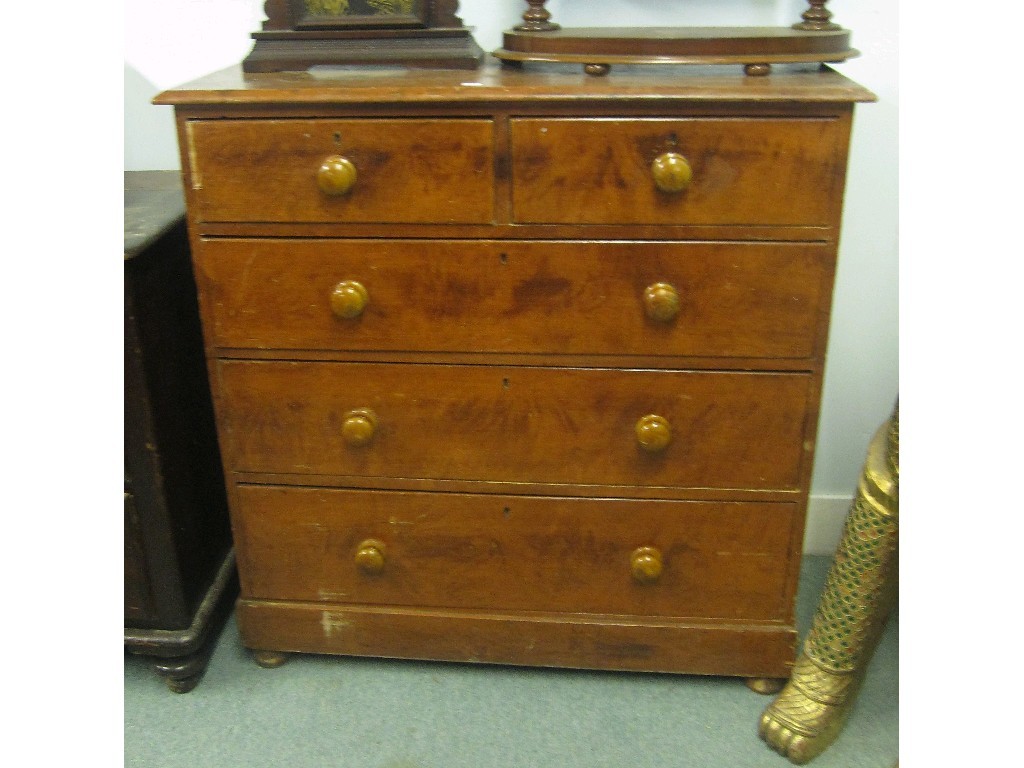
[330,280,369,319]
[636,414,671,453]
[317,155,357,196]
[651,152,692,193]
[631,546,663,584]
[342,408,377,447]
[643,282,681,322]
[355,539,386,575]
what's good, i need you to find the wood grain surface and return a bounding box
[236,599,798,677]
[195,238,830,359]
[160,64,870,677]
[187,118,494,224]
[216,361,811,490]
[154,62,876,107]
[233,485,797,621]
[511,117,846,226]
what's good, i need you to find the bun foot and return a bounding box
[152,650,211,694]
[165,673,202,694]
[251,649,289,668]
[744,63,772,76]
[746,677,786,695]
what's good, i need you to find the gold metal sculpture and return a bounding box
[759,403,898,764]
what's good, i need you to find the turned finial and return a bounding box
[793,1,842,31]
[515,0,560,32]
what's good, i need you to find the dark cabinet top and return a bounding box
[125,171,186,260]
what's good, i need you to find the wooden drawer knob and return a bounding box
[355,539,386,575]
[317,155,357,196]
[651,152,692,193]
[330,280,369,319]
[342,408,377,447]
[631,546,663,584]
[643,282,681,322]
[635,414,671,453]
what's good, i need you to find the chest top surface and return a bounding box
[155,62,875,109]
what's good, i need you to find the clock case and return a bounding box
[242,0,483,72]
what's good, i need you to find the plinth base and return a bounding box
[125,550,238,693]
[243,29,484,73]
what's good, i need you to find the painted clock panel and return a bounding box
[305,1,422,18]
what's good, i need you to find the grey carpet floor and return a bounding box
[125,555,898,767]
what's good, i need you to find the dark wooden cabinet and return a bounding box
[124,171,236,692]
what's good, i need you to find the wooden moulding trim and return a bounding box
[124,550,237,657]
[493,48,859,67]
[252,28,472,41]
[230,474,804,504]
[236,598,798,677]
[211,350,821,373]
[152,64,877,106]
[243,37,484,73]
[499,26,853,58]
[193,223,836,243]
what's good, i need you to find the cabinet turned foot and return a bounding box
[165,673,203,693]
[746,677,786,695]
[251,649,289,668]
[151,649,212,694]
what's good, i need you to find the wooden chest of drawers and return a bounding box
[157,64,873,682]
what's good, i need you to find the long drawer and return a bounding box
[185,118,495,224]
[217,361,810,490]
[197,238,829,359]
[511,117,847,226]
[235,485,797,621]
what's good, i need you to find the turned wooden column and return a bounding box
[515,0,559,31]
[794,1,842,31]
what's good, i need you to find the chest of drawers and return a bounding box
[156,64,873,682]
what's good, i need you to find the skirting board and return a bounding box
[802,495,854,555]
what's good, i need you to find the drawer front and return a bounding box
[235,485,796,621]
[186,119,494,224]
[198,238,828,359]
[511,118,846,226]
[218,361,810,490]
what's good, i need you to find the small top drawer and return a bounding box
[186,118,495,224]
[510,117,846,227]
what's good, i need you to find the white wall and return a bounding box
[125,0,898,553]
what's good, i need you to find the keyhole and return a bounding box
[333,132,342,144]
[502,378,511,389]
[499,253,508,265]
